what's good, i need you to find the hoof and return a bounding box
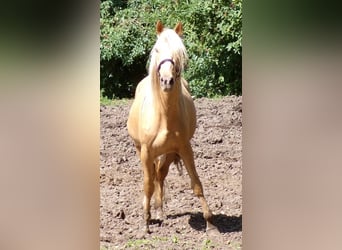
[144,223,152,234]
[136,221,152,238]
[136,229,149,239]
[155,209,165,221]
[206,221,219,236]
[138,227,152,238]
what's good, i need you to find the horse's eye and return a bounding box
[155,48,159,53]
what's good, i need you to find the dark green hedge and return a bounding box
[100,0,242,98]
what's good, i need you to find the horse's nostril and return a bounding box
[160,77,174,87]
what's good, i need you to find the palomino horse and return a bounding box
[127,21,214,233]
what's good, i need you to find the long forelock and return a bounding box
[149,28,188,77]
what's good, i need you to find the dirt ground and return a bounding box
[100,96,242,249]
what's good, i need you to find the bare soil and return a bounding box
[100,96,242,249]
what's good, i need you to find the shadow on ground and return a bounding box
[167,212,242,233]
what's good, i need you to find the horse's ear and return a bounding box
[156,20,163,35]
[174,22,183,36]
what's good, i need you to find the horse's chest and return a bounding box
[153,129,181,150]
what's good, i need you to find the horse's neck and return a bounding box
[153,79,182,119]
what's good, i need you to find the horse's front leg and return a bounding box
[179,142,216,232]
[140,145,155,233]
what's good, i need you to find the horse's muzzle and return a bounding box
[160,76,174,91]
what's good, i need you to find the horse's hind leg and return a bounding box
[154,153,176,220]
[179,142,216,232]
[140,145,155,233]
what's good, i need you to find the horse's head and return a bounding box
[151,21,187,92]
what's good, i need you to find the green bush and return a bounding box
[100,0,242,99]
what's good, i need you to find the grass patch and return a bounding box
[100,95,114,105]
[125,236,168,248]
[201,239,216,249]
[118,235,241,249]
[100,95,130,106]
[125,238,151,247]
[228,240,242,250]
[100,90,131,106]
[171,235,178,243]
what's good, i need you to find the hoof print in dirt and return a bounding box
[115,209,125,220]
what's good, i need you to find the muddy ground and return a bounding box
[100,96,242,249]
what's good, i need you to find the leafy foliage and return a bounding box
[100,0,242,98]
